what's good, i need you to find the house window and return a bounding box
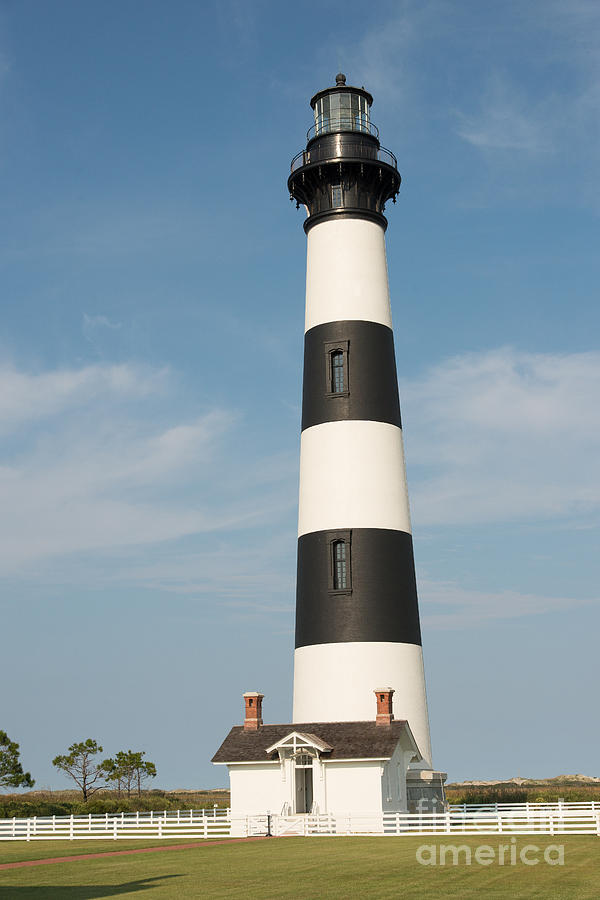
[329,531,351,593]
[294,753,313,768]
[324,340,349,397]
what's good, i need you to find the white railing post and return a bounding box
[113,816,118,840]
[69,815,74,840]
[12,817,16,839]
[52,814,56,834]
[204,815,208,839]
[550,814,555,836]
[26,818,31,842]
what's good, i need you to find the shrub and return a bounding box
[449,789,529,805]
[0,799,72,818]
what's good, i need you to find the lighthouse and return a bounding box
[289,74,433,769]
[213,75,445,817]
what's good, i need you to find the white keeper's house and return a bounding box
[212,690,440,817]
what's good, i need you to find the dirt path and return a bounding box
[0,836,268,871]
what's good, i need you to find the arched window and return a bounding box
[332,540,347,590]
[331,350,345,393]
[328,530,352,593]
[325,340,349,397]
[294,753,314,768]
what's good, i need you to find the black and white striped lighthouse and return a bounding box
[288,74,433,769]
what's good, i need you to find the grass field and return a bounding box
[0,835,598,899]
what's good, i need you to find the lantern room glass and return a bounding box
[314,92,370,136]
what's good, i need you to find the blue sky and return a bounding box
[1,0,599,790]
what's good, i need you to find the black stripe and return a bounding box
[295,528,422,649]
[302,321,402,431]
[303,209,388,233]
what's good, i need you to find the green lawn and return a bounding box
[0,840,206,866]
[0,835,598,898]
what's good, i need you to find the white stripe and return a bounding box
[293,641,433,768]
[305,218,393,331]
[298,420,411,537]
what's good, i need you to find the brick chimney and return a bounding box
[243,692,264,730]
[374,688,394,725]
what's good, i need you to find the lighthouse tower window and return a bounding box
[331,184,342,207]
[331,350,345,393]
[328,530,352,593]
[325,340,349,397]
[333,541,347,590]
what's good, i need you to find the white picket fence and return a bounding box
[1,803,599,840]
[448,800,600,816]
[0,808,231,841]
[261,804,600,837]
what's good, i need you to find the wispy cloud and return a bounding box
[214,0,261,60]
[420,577,592,629]
[4,349,597,628]
[334,0,445,120]
[0,360,294,572]
[82,314,122,342]
[77,529,297,606]
[335,0,600,206]
[0,362,167,433]
[403,348,600,526]
[339,10,417,109]
[0,203,228,267]
[452,2,600,174]
[455,73,554,153]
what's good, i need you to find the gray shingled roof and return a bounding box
[212,720,415,763]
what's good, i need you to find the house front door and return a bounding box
[295,765,313,813]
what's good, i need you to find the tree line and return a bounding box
[1,730,156,801]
